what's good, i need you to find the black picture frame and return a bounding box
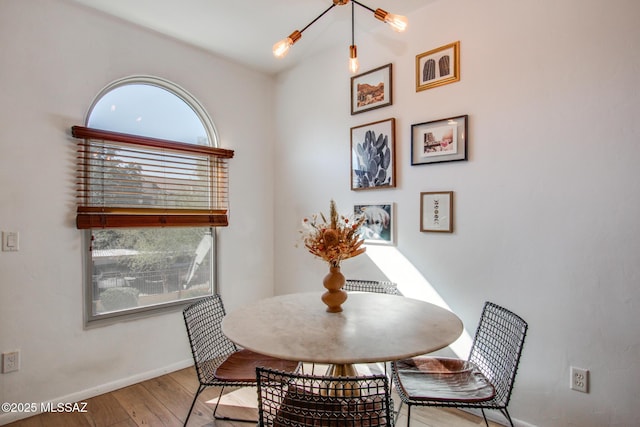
[351,63,393,115]
[411,115,468,165]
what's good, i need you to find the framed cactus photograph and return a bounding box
[350,118,396,190]
[416,41,460,92]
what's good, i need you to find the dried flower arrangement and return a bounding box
[301,200,366,268]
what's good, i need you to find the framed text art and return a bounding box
[351,118,396,190]
[354,203,395,245]
[416,41,460,92]
[420,191,453,233]
[351,63,393,115]
[411,115,468,165]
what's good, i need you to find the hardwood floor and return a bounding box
[5,366,504,427]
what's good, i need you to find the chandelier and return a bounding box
[272,0,408,74]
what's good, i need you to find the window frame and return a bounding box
[86,75,220,146]
[82,229,218,326]
[79,76,225,327]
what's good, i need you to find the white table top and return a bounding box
[221,292,463,364]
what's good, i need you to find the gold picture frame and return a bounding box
[416,41,460,92]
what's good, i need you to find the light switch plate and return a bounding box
[2,231,19,251]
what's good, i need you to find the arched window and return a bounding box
[87,75,216,145]
[73,76,233,324]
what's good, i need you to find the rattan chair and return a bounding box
[182,295,299,426]
[343,279,402,296]
[392,301,527,427]
[256,367,395,426]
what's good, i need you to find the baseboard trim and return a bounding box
[461,408,537,427]
[0,359,194,425]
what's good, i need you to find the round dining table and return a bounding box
[221,291,463,376]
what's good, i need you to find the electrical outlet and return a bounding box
[570,366,589,393]
[2,350,20,373]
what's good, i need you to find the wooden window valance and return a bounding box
[72,126,234,229]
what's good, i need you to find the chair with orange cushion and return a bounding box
[182,295,300,426]
[392,301,527,427]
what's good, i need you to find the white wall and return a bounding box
[0,0,275,423]
[1,0,639,426]
[274,0,640,426]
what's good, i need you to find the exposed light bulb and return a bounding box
[349,45,359,74]
[272,39,292,58]
[374,9,408,32]
[385,13,408,32]
[349,57,360,74]
[272,30,302,59]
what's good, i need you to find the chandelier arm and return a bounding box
[300,3,338,34]
[351,0,375,14]
[351,1,355,45]
[274,0,406,61]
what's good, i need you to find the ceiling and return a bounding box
[70,0,435,75]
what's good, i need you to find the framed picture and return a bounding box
[416,41,460,92]
[354,203,395,245]
[420,191,453,233]
[351,118,396,190]
[351,63,392,115]
[411,115,468,165]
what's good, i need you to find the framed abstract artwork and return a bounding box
[420,191,453,233]
[350,118,396,190]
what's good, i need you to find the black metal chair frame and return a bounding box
[343,279,402,296]
[302,280,403,378]
[182,295,298,426]
[341,279,402,379]
[256,367,395,426]
[392,301,528,427]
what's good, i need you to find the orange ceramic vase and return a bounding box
[322,265,347,313]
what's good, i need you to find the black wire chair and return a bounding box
[298,280,399,376]
[256,367,395,426]
[182,295,300,426]
[336,279,402,378]
[343,279,403,296]
[392,301,528,427]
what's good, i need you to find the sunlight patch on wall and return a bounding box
[364,244,472,358]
